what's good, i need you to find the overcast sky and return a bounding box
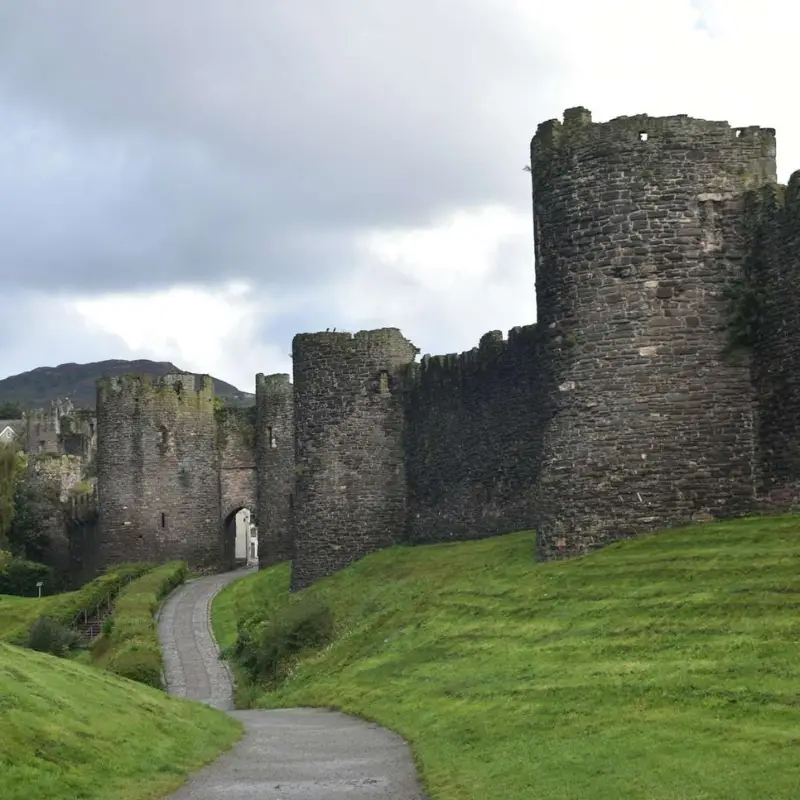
[0,0,797,391]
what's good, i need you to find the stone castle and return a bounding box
[87,107,800,590]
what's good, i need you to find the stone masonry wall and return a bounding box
[256,373,294,567]
[750,173,800,506]
[26,453,84,575]
[291,328,419,590]
[405,325,549,543]
[96,374,221,570]
[529,108,776,560]
[24,400,96,464]
[25,401,65,454]
[216,405,257,564]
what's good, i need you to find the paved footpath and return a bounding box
[158,569,428,799]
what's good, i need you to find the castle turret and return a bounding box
[255,372,294,566]
[290,328,418,589]
[96,373,220,569]
[530,108,777,558]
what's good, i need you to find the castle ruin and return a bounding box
[92,108,800,589]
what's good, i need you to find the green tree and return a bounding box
[0,444,23,549]
[8,481,56,563]
[0,401,23,418]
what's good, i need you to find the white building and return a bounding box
[0,419,23,445]
[234,508,258,566]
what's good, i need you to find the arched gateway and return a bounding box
[95,372,293,574]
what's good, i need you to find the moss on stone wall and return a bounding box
[97,374,215,413]
[215,406,256,452]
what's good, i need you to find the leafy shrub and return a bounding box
[233,594,334,684]
[7,481,59,563]
[0,559,53,596]
[102,615,115,637]
[100,561,187,688]
[52,563,152,628]
[0,443,23,551]
[158,561,188,598]
[106,641,163,688]
[26,615,81,657]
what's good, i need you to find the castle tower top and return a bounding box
[532,107,777,188]
[97,373,214,412]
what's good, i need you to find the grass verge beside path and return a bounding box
[0,564,152,645]
[92,561,187,687]
[0,641,242,800]
[212,514,800,800]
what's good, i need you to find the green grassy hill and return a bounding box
[213,514,800,800]
[0,642,241,800]
[0,594,61,643]
[0,564,151,645]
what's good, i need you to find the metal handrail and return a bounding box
[70,572,136,630]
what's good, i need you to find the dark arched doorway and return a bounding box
[222,506,258,568]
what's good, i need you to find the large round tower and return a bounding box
[290,328,418,590]
[530,107,777,558]
[96,373,220,569]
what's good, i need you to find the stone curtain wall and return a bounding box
[290,328,418,590]
[750,173,800,506]
[66,490,99,588]
[216,405,257,566]
[256,373,294,567]
[96,374,220,569]
[405,326,549,543]
[529,108,776,559]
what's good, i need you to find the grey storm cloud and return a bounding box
[0,292,132,373]
[0,1,552,295]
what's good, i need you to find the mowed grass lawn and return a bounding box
[213,515,800,800]
[0,641,242,800]
[0,593,63,643]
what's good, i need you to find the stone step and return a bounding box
[76,616,107,642]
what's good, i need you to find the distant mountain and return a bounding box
[0,359,255,411]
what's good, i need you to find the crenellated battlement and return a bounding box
[407,325,541,397]
[533,107,776,154]
[97,372,214,411]
[256,372,291,392]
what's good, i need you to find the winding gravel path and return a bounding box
[158,569,428,799]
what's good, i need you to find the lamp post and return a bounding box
[36,580,43,598]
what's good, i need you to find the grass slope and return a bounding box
[213,515,800,800]
[92,562,187,685]
[0,565,151,645]
[0,594,59,643]
[0,642,241,800]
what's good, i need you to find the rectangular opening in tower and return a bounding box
[161,512,166,528]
